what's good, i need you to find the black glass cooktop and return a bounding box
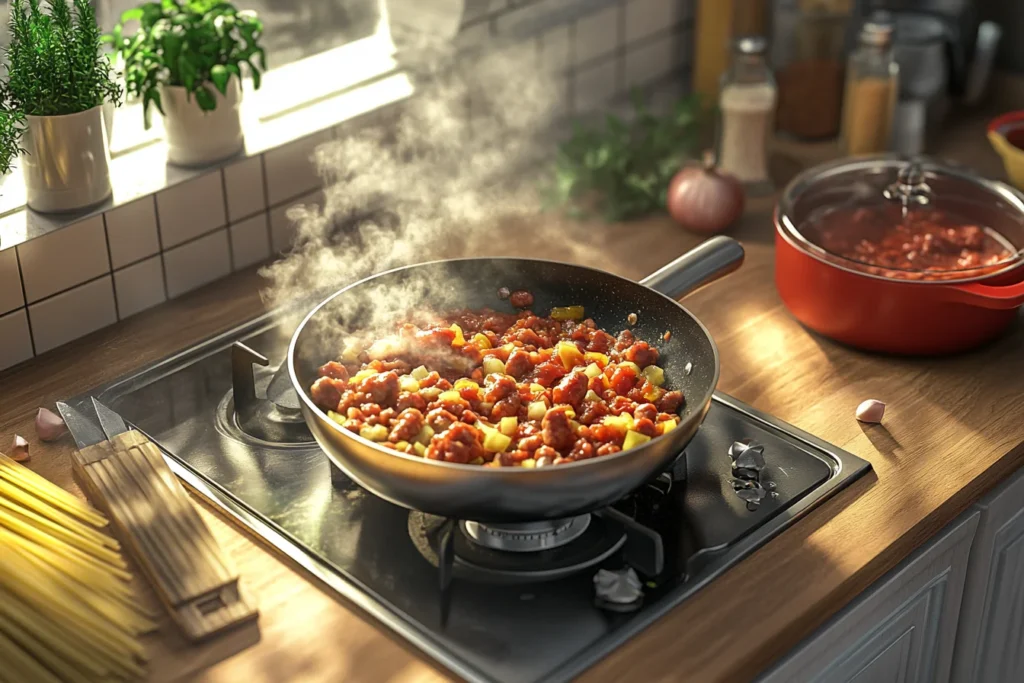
[61,312,870,683]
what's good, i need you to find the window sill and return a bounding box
[0,33,414,252]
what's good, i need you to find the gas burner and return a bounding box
[216,342,315,447]
[461,515,591,553]
[409,512,625,585]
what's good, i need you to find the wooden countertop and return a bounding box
[3,106,1024,683]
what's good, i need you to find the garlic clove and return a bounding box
[11,434,29,462]
[36,407,68,442]
[855,399,886,424]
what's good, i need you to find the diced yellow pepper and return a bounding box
[410,365,429,380]
[642,365,665,387]
[472,333,492,349]
[482,357,506,376]
[584,389,602,403]
[583,363,602,379]
[450,324,465,347]
[394,441,410,452]
[529,383,546,396]
[501,343,515,353]
[413,442,427,456]
[660,419,678,434]
[415,425,435,444]
[454,378,480,393]
[327,410,346,425]
[499,416,518,436]
[438,390,462,403]
[556,341,585,370]
[483,430,512,453]
[399,376,421,393]
[349,368,375,385]
[527,401,547,421]
[570,419,582,434]
[549,305,585,321]
[520,459,536,468]
[585,352,610,367]
[359,424,389,442]
[603,413,634,431]
[618,361,642,376]
[643,385,666,402]
[622,430,652,451]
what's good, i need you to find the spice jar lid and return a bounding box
[777,154,1024,282]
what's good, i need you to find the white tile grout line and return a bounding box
[220,167,237,273]
[152,194,170,302]
[100,212,121,321]
[12,246,35,356]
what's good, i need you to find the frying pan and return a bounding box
[289,236,744,523]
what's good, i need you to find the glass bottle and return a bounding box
[840,13,900,156]
[717,36,776,192]
[772,0,851,140]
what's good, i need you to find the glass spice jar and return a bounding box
[717,36,776,192]
[772,0,850,141]
[840,13,899,156]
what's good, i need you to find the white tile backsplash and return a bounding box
[270,190,322,253]
[156,173,227,249]
[574,58,619,114]
[18,216,109,304]
[163,229,231,299]
[223,156,267,222]
[229,213,271,269]
[575,4,620,66]
[625,0,680,44]
[0,308,33,371]
[105,197,160,269]
[540,24,572,73]
[28,276,117,354]
[0,248,23,315]
[263,131,331,207]
[114,256,166,319]
[624,32,677,89]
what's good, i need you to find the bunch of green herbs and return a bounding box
[3,0,122,117]
[107,0,266,129]
[545,92,704,222]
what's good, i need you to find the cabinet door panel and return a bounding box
[759,511,978,683]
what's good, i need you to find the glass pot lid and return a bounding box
[777,155,1024,282]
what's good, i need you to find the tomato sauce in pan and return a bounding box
[801,205,1016,280]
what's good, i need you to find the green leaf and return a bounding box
[244,59,261,89]
[194,85,217,111]
[210,64,230,94]
[177,53,197,91]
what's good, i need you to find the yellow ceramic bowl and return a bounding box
[988,111,1024,191]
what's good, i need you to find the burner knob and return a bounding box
[728,439,765,476]
[594,568,643,612]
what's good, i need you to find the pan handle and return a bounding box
[639,236,745,300]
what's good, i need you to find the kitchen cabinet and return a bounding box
[950,466,1024,683]
[757,510,979,683]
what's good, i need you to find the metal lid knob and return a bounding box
[883,160,932,207]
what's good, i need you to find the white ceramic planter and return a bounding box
[161,77,244,167]
[21,106,112,213]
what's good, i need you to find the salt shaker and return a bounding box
[717,36,776,194]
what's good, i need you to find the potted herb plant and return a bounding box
[3,0,122,213]
[109,0,266,167]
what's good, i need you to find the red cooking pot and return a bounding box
[775,155,1024,355]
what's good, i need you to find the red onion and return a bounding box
[667,150,745,234]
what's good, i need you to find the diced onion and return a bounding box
[399,376,420,393]
[359,425,389,442]
[483,430,512,453]
[482,357,506,376]
[411,365,429,380]
[415,425,435,444]
[550,305,585,321]
[583,363,602,379]
[642,365,665,387]
[420,387,441,401]
[527,401,547,421]
[438,390,463,403]
[327,410,346,425]
[584,389,602,402]
[622,430,652,451]
[413,442,427,456]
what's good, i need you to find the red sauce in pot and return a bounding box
[801,205,1016,280]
